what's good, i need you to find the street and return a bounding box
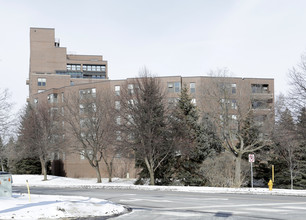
[13,186,306,219]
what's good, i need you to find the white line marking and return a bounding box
[280,206,306,210]
[160,202,306,211]
[243,207,291,212]
[120,198,172,203]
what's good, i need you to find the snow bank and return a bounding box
[0,194,127,219]
[12,175,306,197]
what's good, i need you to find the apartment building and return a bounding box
[28,28,274,179]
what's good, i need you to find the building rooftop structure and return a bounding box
[27,27,108,100]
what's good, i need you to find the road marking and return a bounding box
[119,198,172,203]
[182,197,229,201]
[160,201,306,211]
[280,206,306,210]
[243,207,290,212]
[156,211,203,217]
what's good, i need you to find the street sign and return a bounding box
[249,154,255,163]
[248,154,255,188]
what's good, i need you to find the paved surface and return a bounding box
[13,186,306,219]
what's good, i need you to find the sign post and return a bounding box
[272,165,274,182]
[249,154,255,188]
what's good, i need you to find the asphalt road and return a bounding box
[13,186,306,219]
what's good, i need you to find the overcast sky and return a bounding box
[1,0,306,112]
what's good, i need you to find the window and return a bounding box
[50,107,58,117]
[127,114,134,125]
[79,88,96,99]
[252,100,270,109]
[67,64,81,71]
[252,84,269,93]
[91,103,97,112]
[175,82,181,93]
[231,99,237,109]
[167,83,174,93]
[47,94,58,103]
[116,131,121,141]
[83,65,106,72]
[92,88,96,97]
[80,150,85,160]
[79,104,85,114]
[231,84,236,94]
[128,99,134,106]
[190,83,196,93]
[231,115,237,120]
[128,84,134,95]
[38,78,46,86]
[116,116,121,125]
[115,85,120,96]
[219,83,236,94]
[191,98,196,105]
[254,115,266,126]
[61,93,64,102]
[168,82,181,93]
[115,101,120,110]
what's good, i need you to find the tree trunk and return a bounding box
[0,159,4,172]
[234,153,242,187]
[40,156,47,181]
[103,157,113,182]
[144,156,155,185]
[108,161,113,182]
[94,163,102,183]
[290,168,293,190]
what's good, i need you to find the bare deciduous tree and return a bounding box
[200,69,273,187]
[18,102,64,180]
[63,88,117,183]
[288,54,306,109]
[201,151,248,187]
[0,89,13,137]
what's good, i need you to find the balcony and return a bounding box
[251,92,273,100]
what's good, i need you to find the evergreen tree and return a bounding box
[119,72,173,185]
[274,108,299,189]
[170,86,221,186]
[295,107,306,188]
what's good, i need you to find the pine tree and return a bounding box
[295,107,306,188]
[170,86,221,186]
[274,108,299,189]
[119,73,173,185]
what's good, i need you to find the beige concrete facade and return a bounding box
[28,28,274,179]
[28,27,108,99]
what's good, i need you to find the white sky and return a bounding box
[1,0,306,112]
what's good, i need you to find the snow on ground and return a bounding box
[0,194,126,219]
[12,175,306,197]
[3,174,306,219]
